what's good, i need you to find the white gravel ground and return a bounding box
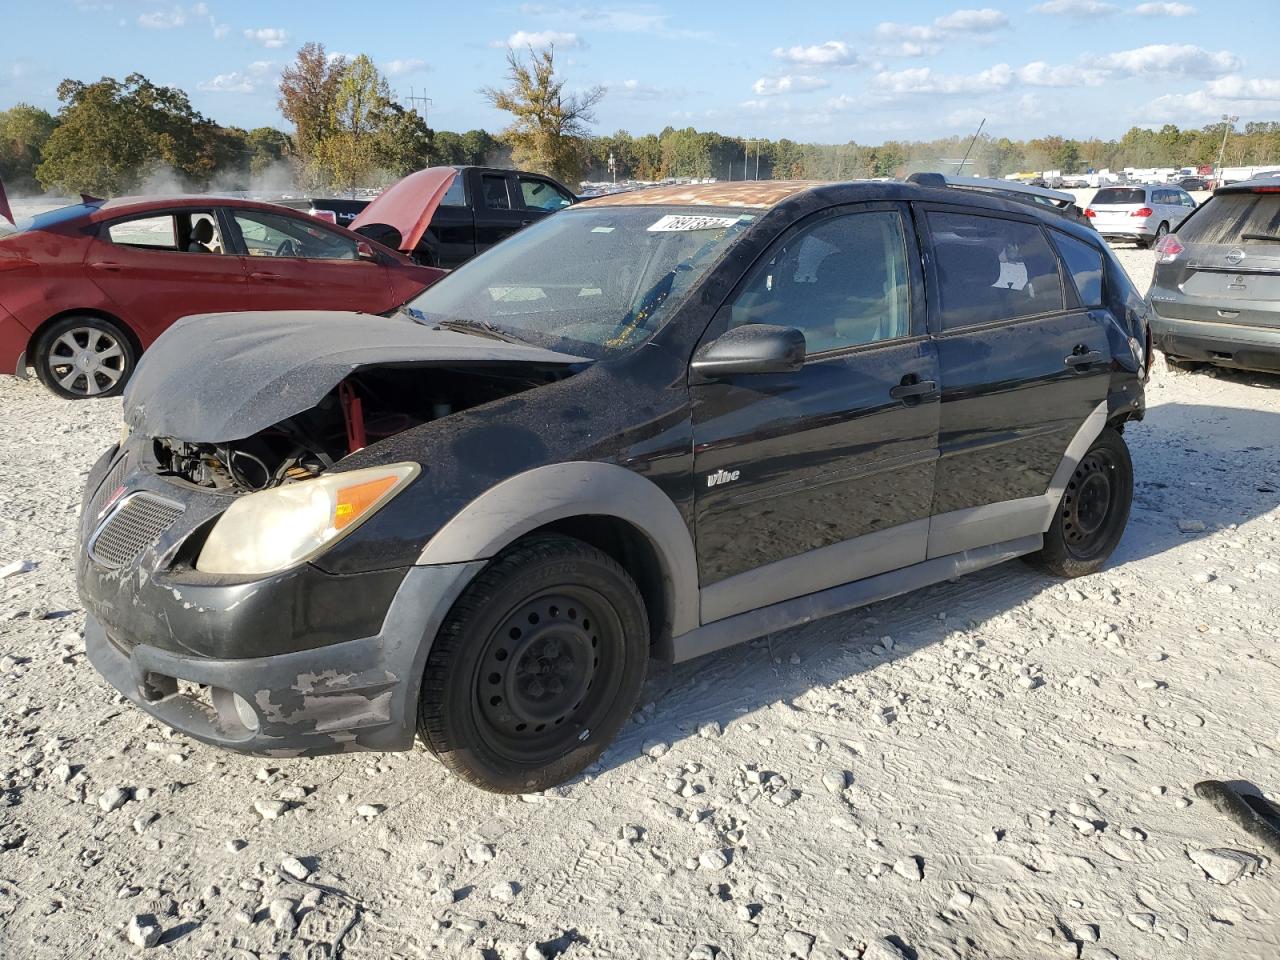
[1,244,1279,959]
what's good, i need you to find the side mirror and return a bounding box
[691,324,806,378]
[356,241,379,263]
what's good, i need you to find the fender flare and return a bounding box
[416,461,700,637]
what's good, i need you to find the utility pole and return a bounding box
[608,151,616,183]
[1217,114,1239,186]
[405,87,433,129]
[744,139,763,181]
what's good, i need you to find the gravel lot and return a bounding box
[1,243,1279,959]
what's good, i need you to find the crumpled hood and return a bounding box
[123,311,587,443]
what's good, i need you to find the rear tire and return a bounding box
[418,534,649,793]
[1028,427,1133,579]
[1143,222,1169,249]
[33,315,137,399]
[1164,354,1202,374]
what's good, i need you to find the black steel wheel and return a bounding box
[1028,427,1133,578]
[418,534,648,793]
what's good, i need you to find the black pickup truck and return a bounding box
[280,166,577,269]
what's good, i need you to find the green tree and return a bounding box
[0,104,58,192]
[278,42,346,166]
[36,73,225,195]
[483,45,603,183]
[245,127,293,177]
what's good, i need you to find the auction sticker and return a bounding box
[648,214,742,232]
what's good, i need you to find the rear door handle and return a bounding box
[250,271,282,281]
[1065,350,1104,369]
[889,379,938,401]
[88,261,124,272]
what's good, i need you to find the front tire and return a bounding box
[33,315,137,399]
[418,534,649,793]
[1029,427,1133,578]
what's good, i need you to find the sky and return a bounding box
[2,0,1278,144]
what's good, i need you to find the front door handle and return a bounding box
[1065,350,1104,369]
[250,271,282,281]
[88,261,124,272]
[889,378,938,401]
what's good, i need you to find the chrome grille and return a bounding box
[87,453,129,522]
[89,493,184,569]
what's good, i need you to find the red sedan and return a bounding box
[0,194,444,398]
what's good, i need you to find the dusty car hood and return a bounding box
[350,167,458,254]
[123,311,587,444]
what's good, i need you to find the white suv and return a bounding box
[1086,185,1197,247]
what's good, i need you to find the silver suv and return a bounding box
[1148,179,1280,373]
[1087,184,1197,247]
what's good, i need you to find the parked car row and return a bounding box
[0,164,579,399]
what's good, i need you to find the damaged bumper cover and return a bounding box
[84,561,481,756]
[77,445,484,755]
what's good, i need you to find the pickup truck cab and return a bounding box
[296,166,574,269]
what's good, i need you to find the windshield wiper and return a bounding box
[1241,232,1280,242]
[434,317,523,343]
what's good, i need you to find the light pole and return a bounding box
[744,139,763,181]
[1217,114,1239,186]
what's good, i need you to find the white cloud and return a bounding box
[752,74,830,96]
[1017,60,1108,86]
[195,60,277,94]
[1033,0,1118,16]
[873,63,1014,95]
[244,27,289,49]
[607,79,687,100]
[935,7,1010,32]
[138,6,186,29]
[213,24,230,39]
[197,72,255,93]
[772,40,859,67]
[1099,43,1240,77]
[495,29,581,49]
[877,8,1009,48]
[1206,75,1280,100]
[1133,1,1196,14]
[384,58,429,77]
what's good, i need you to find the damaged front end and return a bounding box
[79,309,586,755]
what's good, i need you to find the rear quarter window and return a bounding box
[1050,231,1104,306]
[1178,193,1280,244]
[928,211,1065,330]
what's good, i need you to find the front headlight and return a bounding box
[196,463,419,575]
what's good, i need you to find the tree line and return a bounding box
[4,41,1280,197]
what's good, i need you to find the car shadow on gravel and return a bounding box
[592,398,1280,778]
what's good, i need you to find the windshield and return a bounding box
[0,201,97,238]
[406,204,755,359]
[1092,188,1146,206]
[1179,193,1280,244]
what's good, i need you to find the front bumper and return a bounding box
[1150,311,1280,372]
[77,443,485,756]
[0,301,29,377]
[85,561,483,756]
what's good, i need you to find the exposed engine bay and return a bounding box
[152,364,565,491]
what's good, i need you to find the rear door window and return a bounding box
[106,214,177,249]
[1178,193,1280,244]
[1050,231,1104,307]
[1092,188,1145,206]
[480,174,512,210]
[928,211,1065,330]
[104,211,225,254]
